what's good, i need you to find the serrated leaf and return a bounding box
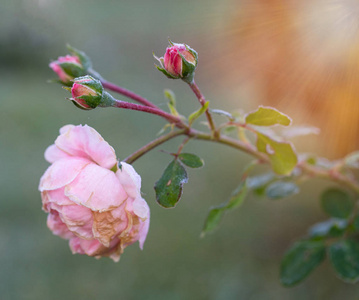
[329,240,359,283]
[188,101,209,126]
[178,153,204,168]
[280,240,326,287]
[154,160,188,208]
[345,151,359,168]
[308,219,348,238]
[256,133,297,175]
[266,181,299,199]
[202,180,247,237]
[245,106,291,126]
[321,188,353,219]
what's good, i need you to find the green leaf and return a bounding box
[245,106,292,126]
[188,101,209,126]
[210,109,235,121]
[201,180,247,237]
[178,153,204,168]
[154,160,188,208]
[256,133,298,175]
[266,181,299,199]
[226,181,248,210]
[281,126,320,138]
[164,89,179,117]
[329,240,359,283]
[321,188,353,219]
[280,240,326,287]
[201,208,226,237]
[308,219,348,238]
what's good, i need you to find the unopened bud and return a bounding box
[49,45,92,86]
[154,41,198,84]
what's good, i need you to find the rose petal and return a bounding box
[39,157,90,192]
[55,125,117,169]
[116,162,142,198]
[47,213,74,239]
[44,144,72,163]
[132,197,150,220]
[64,163,127,212]
[69,237,103,256]
[60,205,94,239]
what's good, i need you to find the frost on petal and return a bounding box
[116,162,142,198]
[55,125,117,169]
[39,157,90,192]
[64,163,127,212]
[47,213,74,240]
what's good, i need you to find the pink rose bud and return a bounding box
[155,40,198,83]
[49,45,92,86]
[69,76,103,110]
[39,124,150,262]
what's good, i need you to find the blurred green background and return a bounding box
[1,0,359,299]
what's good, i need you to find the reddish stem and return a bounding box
[189,81,216,135]
[102,80,160,109]
[112,99,185,127]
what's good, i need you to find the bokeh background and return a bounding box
[1,0,359,299]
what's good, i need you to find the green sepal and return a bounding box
[70,100,92,110]
[67,44,92,70]
[58,62,86,79]
[99,91,116,107]
[155,65,179,79]
[73,76,103,94]
[154,159,188,208]
[280,240,326,287]
[329,240,359,283]
[75,95,102,109]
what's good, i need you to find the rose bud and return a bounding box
[39,124,150,262]
[49,45,92,86]
[154,40,198,83]
[69,76,104,110]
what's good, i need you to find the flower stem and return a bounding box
[123,129,186,164]
[112,99,186,127]
[189,81,217,136]
[102,80,160,109]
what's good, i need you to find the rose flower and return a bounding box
[39,124,150,262]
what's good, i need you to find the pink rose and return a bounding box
[49,55,84,84]
[164,44,195,77]
[39,124,150,262]
[155,41,198,83]
[70,76,103,110]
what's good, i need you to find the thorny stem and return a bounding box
[102,80,160,109]
[189,81,217,137]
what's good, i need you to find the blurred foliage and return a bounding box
[2,0,359,299]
